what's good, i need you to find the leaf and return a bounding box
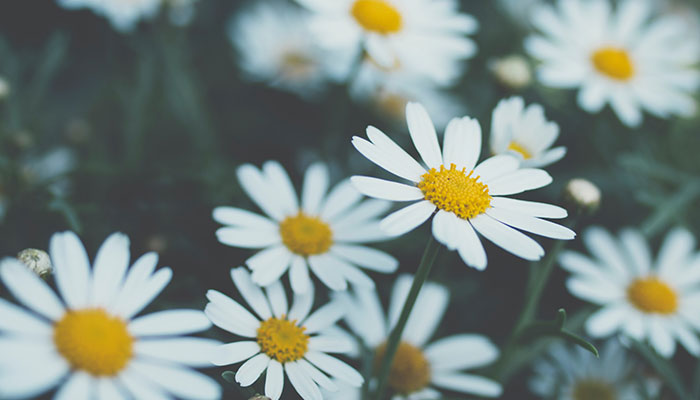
[517,308,599,357]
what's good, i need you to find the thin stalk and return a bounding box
[373,236,441,400]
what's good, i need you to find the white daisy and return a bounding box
[214,161,398,293]
[206,267,363,400]
[559,226,700,358]
[490,96,566,168]
[57,0,161,31]
[332,275,502,399]
[228,2,351,99]
[296,0,478,83]
[525,0,700,127]
[529,339,645,400]
[0,231,221,400]
[351,102,575,270]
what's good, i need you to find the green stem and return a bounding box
[373,236,440,400]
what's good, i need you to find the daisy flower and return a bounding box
[525,0,700,127]
[530,339,647,400]
[332,275,502,399]
[214,161,398,293]
[559,226,700,358]
[351,102,575,270]
[57,0,161,31]
[0,231,221,399]
[206,267,363,400]
[490,96,566,168]
[295,0,478,83]
[228,2,351,98]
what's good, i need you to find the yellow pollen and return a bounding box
[418,163,492,220]
[53,308,133,376]
[507,141,532,159]
[256,317,309,363]
[591,47,635,81]
[351,0,403,34]
[572,379,617,400]
[279,212,333,256]
[626,277,678,314]
[374,341,431,394]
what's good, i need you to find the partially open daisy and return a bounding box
[490,96,566,168]
[296,0,478,82]
[57,0,161,31]
[214,161,398,293]
[525,0,700,127]
[530,339,647,400]
[206,267,363,400]
[351,102,575,270]
[333,275,502,398]
[0,231,220,399]
[559,227,700,357]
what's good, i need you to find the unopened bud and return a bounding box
[17,248,52,278]
[249,396,271,400]
[490,55,532,90]
[0,77,9,100]
[564,178,601,214]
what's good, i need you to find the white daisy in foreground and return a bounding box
[214,161,398,293]
[296,0,478,82]
[229,2,350,98]
[206,267,363,400]
[57,0,161,31]
[0,231,220,399]
[332,275,502,399]
[525,0,700,127]
[530,340,645,400]
[351,102,575,270]
[559,226,700,358]
[490,96,566,168]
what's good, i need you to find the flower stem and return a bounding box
[373,236,441,400]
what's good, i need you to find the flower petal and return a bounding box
[406,102,442,169]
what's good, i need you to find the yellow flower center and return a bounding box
[256,317,309,363]
[351,0,403,34]
[572,379,617,400]
[53,308,133,376]
[374,341,431,394]
[626,277,678,314]
[279,212,333,256]
[507,141,532,159]
[591,47,635,81]
[418,163,492,220]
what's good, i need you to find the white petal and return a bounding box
[120,370,169,400]
[304,351,363,386]
[582,227,630,283]
[96,378,126,400]
[330,199,392,228]
[262,161,299,215]
[307,254,348,291]
[331,245,398,273]
[657,227,696,281]
[352,136,423,183]
[302,163,329,215]
[115,267,172,319]
[337,289,386,348]
[210,341,260,366]
[286,361,322,400]
[110,252,158,314]
[426,334,499,371]
[649,318,676,358]
[309,335,354,354]
[303,301,345,334]
[248,246,293,286]
[216,227,281,249]
[566,278,624,304]
[0,336,57,367]
[129,310,211,337]
[0,297,52,335]
[265,360,284,400]
[204,290,259,336]
[406,102,442,169]
[584,304,627,337]
[297,359,337,391]
[432,210,461,250]
[380,200,435,237]
[212,207,278,230]
[399,281,449,347]
[288,286,315,323]
[338,263,375,288]
[290,256,312,294]
[365,125,426,181]
[265,281,288,318]
[470,214,544,261]
[130,360,221,400]
[619,228,651,276]
[50,231,91,309]
[442,116,482,171]
[333,223,389,243]
[486,169,552,196]
[236,353,270,386]
[457,220,488,270]
[231,267,272,320]
[54,372,92,400]
[0,259,64,320]
[320,180,363,221]
[489,197,567,219]
[91,232,130,307]
[135,338,221,367]
[485,207,575,239]
[350,176,423,201]
[431,373,502,397]
[0,356,68,399]
[472,155,519,183]
[237,164,285,221]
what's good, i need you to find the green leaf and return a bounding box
[517,308,598,357]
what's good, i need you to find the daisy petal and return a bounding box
[489,197,567,219]
[472,155,519,183]
[248,246,292,286]
[585,304,627,337]
[289,256,312,294]
[212,207,278,230]
[236,353,270,386]
[0,356,68,399]
[130,360,221,400]
[54,371,92,400]
[0,258,64,321]
[470,214,544,261]
[116,267,172,319]
[216,227,281,249]
[442,116,481,171]
[352,136,422,183]
[425,334,499,371]
[265,360,284,400]
[331,245,398,273]
[350,176,423,201]
[304,351,363,386]
[485,208,575,239]
[120,370,169,400]
[211,341,261,366]
[320,180,363,221]
[486,169,552,196]
[262,161,298,215]
[286,361,322,400]
[380,200,436,237]
[302,163,329,215]
[303,301,345,334]
[297,359,337,391]
[265,281,288,318]
[136,338,221,367]
[431,373,502,397]
[51,231,91,309]
[365,126,426,181]
[129,310,211,337]
[406,102,442,169]
[91,232,130,307]
[307,254,348,291]
[457,220,488,270]
[0,297,52,335]
[288,286,314,323]
[237,164,285,221]
[231,267,272,320]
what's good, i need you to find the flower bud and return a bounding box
[0,76,9,100]
[17,248,52,278]
[249,396,271,400]
[490,55,532,90]
[564,178,601,214]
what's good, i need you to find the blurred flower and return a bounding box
[296,0,478,83]
[351,102,575,270]
[229,2,351,99]
[564,178,601,214]
[20,147,76,197]
[489,54,532,89]
[214,161,398,293]
[331,275,502,399]
[0,76,10,100]
[0,231,221,399]
[530,339,646,399]
[57,0,161,32]
[165,0,198,26]
[205,267,362,400]
[559,227,700,358]
[490,96,565,168]
[16,248,52,278]
[525,0,700,127]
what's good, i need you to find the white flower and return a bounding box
[214,161,398,293]
[525,0,700,127]
[296,0,478,83]
[331,275,502,399]
[57,0,161,31]
[229,2,351,98]
[0,231,221,400]
[489,54,533,89]
[351,102,575,270]
[206,267,363,400]
[490,96,566,168]
[530,340,645,400]
[559,226,700,358]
